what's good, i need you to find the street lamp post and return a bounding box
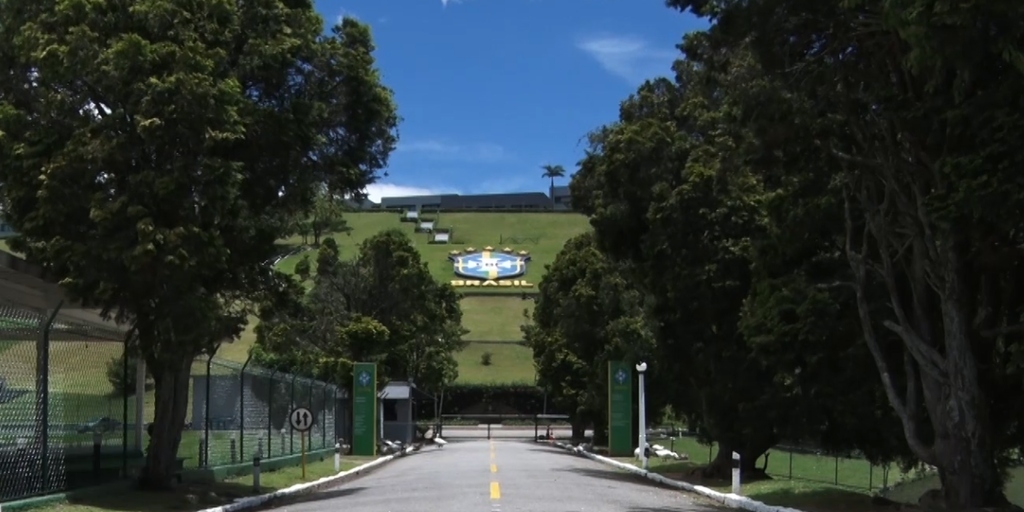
[636,361,648,471]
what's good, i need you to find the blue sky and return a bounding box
[318,0,708,202]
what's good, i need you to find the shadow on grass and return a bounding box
[745,486,884,512]
[62,480,272,512]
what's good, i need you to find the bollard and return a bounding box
[670,437,675,453]
[487,423,491,440]
[731,451,741,495]
[198,438,206,467]
[280,428,286,456]
[252,450,262,493]
[230,436,237,464]
[92,432,103,475]
[334,442,341,472]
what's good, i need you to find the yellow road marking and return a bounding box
[490,481,501,499]
[490,463,498,473]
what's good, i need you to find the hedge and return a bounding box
[415,383,559,418]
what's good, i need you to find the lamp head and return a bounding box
[636,362,647,373]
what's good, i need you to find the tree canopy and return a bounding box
[524,232,656,442]
[254,229,466,394]
[559,0,1024,507]
[0,1,398,487]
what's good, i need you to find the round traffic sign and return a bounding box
[289,407,315,432]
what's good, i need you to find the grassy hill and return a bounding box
[271,210,588,385]
[275,211,590,291]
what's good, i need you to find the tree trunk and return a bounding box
[703,442,770,480]
[570,419,587,443]
[137,355,193,490]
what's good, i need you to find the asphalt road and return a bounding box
[265,440,720,512]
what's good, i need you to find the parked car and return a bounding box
[76,417,122,434]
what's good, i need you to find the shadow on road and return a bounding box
[258,486,368,510]
[625,507,694,512]
[556,466,666,489]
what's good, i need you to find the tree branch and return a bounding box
[843,188,937,465]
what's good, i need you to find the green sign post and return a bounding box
[351,362,378,456]
[607,360,633,456]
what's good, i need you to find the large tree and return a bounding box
[572,73,790,476]
[667,0,1024,507]
[0,1,398,488]
[524,232,656,442]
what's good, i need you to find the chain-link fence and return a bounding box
[184,356,345,469]
[0,303,131,503]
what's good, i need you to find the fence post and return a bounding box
[121,337,128,478]
[239,354,252,459]
[267,369,277,456]
[321,384,327,449]
[252,445,262,493]
[869,464,874,490]
[36,304,62,492]
[834,456,839,485]
[204,353,214,467]
[788,451,793,479]
[290,374,298,454]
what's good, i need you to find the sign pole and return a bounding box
[288,406,315,480]
[301,431,307,480]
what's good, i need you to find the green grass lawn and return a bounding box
[460,296,533,341]
[454,341,535,384]
[612,436,914,512]
[275,211,590,292]
[36,454,377,512]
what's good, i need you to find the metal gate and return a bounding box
[436,414,570,442]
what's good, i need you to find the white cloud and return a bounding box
[397,139,507,163]
[440,0,463,7]
[363,183,458,202]
[576,34,677,84]
[336,8,358,24]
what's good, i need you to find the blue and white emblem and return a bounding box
[614,369,627,384]
[358,370,371,387]
[449,250,529,280]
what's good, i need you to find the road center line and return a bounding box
[489,440,500,500]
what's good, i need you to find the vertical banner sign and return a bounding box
[607,360,633,457]
[352,362,378,456]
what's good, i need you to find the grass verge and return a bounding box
[460,296,533,341]
[35,455,377,512]
[608,436,912,512]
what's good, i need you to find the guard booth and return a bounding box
[378,381,435,444]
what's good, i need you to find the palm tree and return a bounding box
[540,164,566,208]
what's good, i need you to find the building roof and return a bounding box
[551,185,570,197]
[378,380,436,401]
[0,251,124,341]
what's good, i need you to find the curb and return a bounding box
[196,447,412,512]
[551,441,807,512]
